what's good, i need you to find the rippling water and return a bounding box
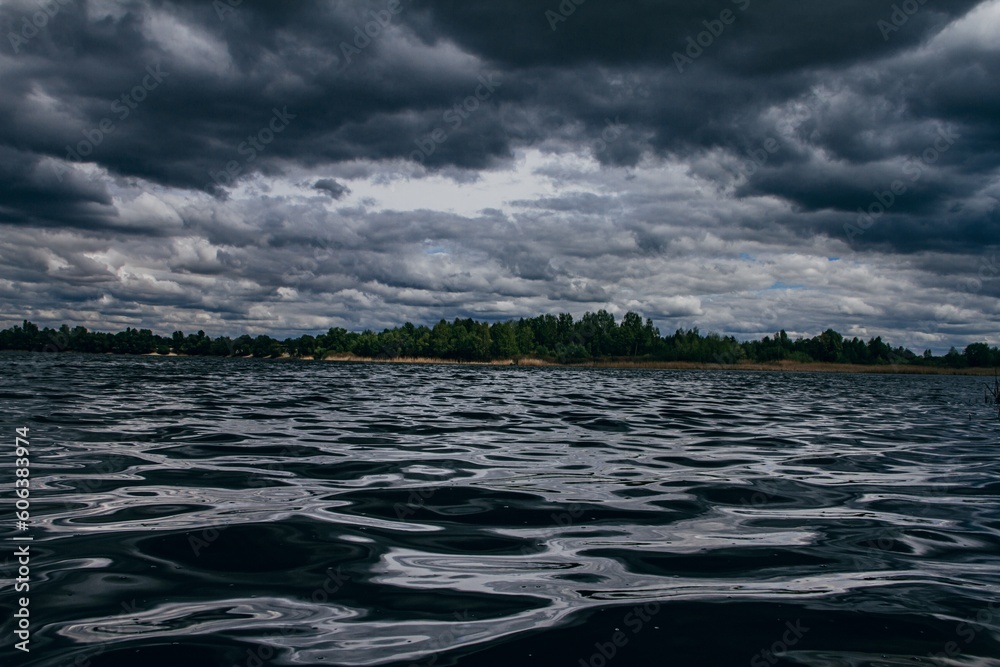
[1,352,999,667]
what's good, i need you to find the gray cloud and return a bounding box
[313,178,350,199]
[0,0,997,352]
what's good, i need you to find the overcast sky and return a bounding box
[1,0,997,351]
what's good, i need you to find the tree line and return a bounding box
[0,311,997,368]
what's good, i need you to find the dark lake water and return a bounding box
[2,353,999,667]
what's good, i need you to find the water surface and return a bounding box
[1,353,998,666]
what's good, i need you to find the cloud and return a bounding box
[0,0,997,352]
[313,178,350,199]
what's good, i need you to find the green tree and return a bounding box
[171,331,185,353]
[430,320,452,358]
[965,342,992,367]
[490,322,519,358]
[252,335,278,358]
[515,319,535,356]
[816,329,844,363]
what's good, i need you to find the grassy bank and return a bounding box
[585,359,1000,375]
[319,353,999,375]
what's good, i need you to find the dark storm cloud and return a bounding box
[0,146,115,230]
[406,0,974,70]
[313,178,350,199]
[0,0,998,349]
[0,0,992,203]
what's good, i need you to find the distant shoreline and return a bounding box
[3,349,994,375]
[133,351,998,375]
[6,316,996,372]
[316,355,999,375]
